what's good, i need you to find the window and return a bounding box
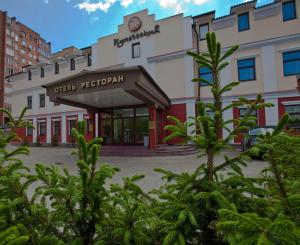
[237,58,256,81]
[38,121,46,136]
[206,110,215,118]
[199,67,213,86]
[199,23,209,40]
[26,126,33,136]
[70,58,75,70]
[86,119,91,134]
[22,40,26,46]
[238,12,250,32]
[27,96,32,109]
[54,62,59,74]
[39,94,45,108]
[239,107,258,126]
[282,0,297,21]
[132,42,140,58]
[69,120,77,134]
[53,121,61,135]
[28,70,32,80]
[285,105,300,129]
[283,50,300,76]
[239,108,258,121]
[87,54,92,66]
[41,67,44,78]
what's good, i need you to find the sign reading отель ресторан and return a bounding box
[54,75,125,94]
[113,25,160,48]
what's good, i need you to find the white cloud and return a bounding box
[120,0,134,7]
[158,0,182,13]
[77,0,117,13]
[76,0,210,14]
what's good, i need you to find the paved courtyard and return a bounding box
[17,146,268,192]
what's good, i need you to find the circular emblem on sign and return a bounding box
[128,16,142,32]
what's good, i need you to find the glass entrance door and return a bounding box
[101,107,149,145]
[113,118,122,144]
[123,118,134,144]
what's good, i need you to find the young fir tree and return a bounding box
[216,115,300,244]
[157,32,275,244]
[1,33,299,245]
[0,108,62,244]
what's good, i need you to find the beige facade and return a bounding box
[5,0,300,146]
[93,10,194,101]
[194,0,300,98]
[193,0,300,140]
[7,10,195,145]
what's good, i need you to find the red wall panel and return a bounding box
[160,103,187,145]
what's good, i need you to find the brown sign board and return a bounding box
[43,66,170,111]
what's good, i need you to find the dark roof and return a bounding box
[194,0,281,21]
[230,0,257,13]
[81,46,91,50]
[42,66,170,104]
[255,0,281,9]
[5,71,25,80]
[193,10,216,19]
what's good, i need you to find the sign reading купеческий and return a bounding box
[114,25,160,48]
[54,75,125,94]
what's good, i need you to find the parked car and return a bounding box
[241,126,275,153]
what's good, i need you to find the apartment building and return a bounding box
[193,0,300,142]
[0,10,51,123]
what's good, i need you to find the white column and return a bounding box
[261,45,278,93]
[95,113,99,137]
[61,114,67,144]
[46,117,51,144]
[32,90,39,114]
[220,57,232,92]
[265,98,279,126]
[32,118,37,143]
[222,101,234,143]
[186,101,196,137]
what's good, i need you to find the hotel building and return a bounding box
[193,0,300,142]
[6,0,300,149]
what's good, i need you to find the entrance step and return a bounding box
[100,145,198,157]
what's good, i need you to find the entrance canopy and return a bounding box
[43,66,170,111]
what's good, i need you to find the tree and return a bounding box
[160,32,289,244]
[1,33,299,245]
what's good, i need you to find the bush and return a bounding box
[0,33,299,244]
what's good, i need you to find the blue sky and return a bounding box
[0,0,273,52]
